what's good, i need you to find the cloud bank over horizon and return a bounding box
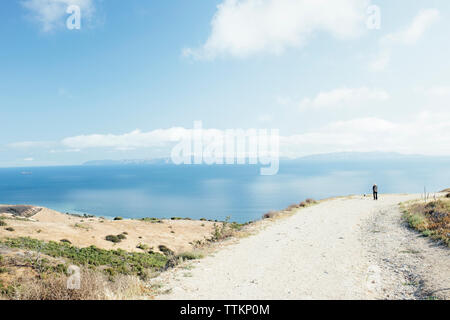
[6,110,450,166]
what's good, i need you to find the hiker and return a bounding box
[373,184,378,200]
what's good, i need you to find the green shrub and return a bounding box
[105,233,127,243]
[52,263,68,274]
[141,217,162,223]
[177,252,203,261]
[73,223,89,230]
[105,235,121,243]
[403,199,449,246]
[114,216,123,221]
[0,237,167,278]
[5,227,14,232]
[136,243,149,251]
[230,222,244,231]
[0,281,15,297]
[60,239,71,244]
[158,245,174,256]
[209,217,235,241]
[170,216,192,221]
[0,220,6,227]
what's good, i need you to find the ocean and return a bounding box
[0,158,449,223]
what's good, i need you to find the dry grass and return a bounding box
[403,198,450,247]
[263,198,318,220]
[0,248,152,300]
[262,211,281,219]
[10,268,146,300]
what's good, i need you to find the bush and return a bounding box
[262,211,279,219]
[141,217,162,223]
[5,227,14,232]
[403,199,449,246]
[208,217,235,241]
[136,243,149,251]
[158,245,174,256]
[229,222,244,231]
[177,252,204,261]
[0,220,7,227]
[446,193,450,198]
[114,217,123,221]
[286,204,299,211]
[117,234,127,240]
[105,235,121,243]
[105,233,127,243]
[60,239,71,244]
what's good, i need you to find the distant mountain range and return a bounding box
[82,152,449,166]
[83,158,173,166]
[287,152,445,161]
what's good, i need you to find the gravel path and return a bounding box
[156,194,449,300]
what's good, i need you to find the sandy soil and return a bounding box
[155,194,449,300]
[0,207,215,254]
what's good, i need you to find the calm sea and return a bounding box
[0,159,449,223]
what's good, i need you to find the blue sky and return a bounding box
[1,0,450,167]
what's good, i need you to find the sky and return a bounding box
[0,0,449,167]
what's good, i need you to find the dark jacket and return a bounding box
[373,185,378,193]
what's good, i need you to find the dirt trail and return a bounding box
[156,194,449,300]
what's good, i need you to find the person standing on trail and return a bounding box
[373,184,378,200]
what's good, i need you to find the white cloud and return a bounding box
[21,0,95,32]
[23,158,34,161]
[381,9,440,46]
[7,111,450,158]
[7,141,57,149]
[370,9,440,71]
[60,127,228,150]
[281,112,450,157]
[299,87,389,109]
[184,0,370,59]
[61,128,189,149]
